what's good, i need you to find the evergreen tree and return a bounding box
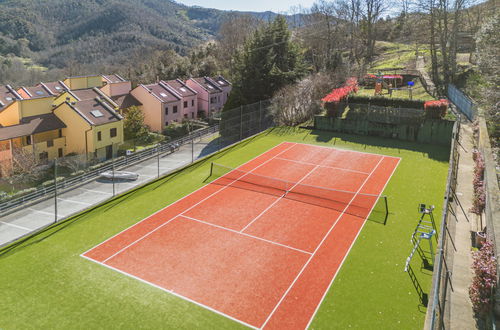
[221,16,308,139]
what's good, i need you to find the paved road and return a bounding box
[0,134,221,247]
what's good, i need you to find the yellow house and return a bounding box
[63,75,103,90]
[53,87,119,108]
[53,98,124,160]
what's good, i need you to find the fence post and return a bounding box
[259,101,262,132]
[112,155,115,197]
[157,144,160,178]
[240,106,243,141]
[54,158,58,223]
[191,137,194,163]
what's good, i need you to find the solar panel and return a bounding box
[90,110,104,118]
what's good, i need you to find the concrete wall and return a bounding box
[0,102,20,126]
[19,97,54,117]
[131,86,162,132]
[180,95,198,120]
[186,80,208,115]
[101,81,132,97]
[64,76,103,90]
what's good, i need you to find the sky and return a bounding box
[177,0,316,13]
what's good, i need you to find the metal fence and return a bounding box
[0,100,274,247]
[448,84,476,121]
[426,116,462,329]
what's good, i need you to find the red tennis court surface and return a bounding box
[82,142,400,329]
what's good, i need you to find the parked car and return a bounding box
[99,171,139,181]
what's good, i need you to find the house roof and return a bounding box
[19,85,53,98]
[0,113,66,141]
[71,88,101,101]
[103,74,127,84]
[163,79,197,97]
[111,94,142,109]
[143,83,181,103]
[68,98,122,126]
[0,85,22,111]
[211,76,232,88]
[191,77,223,94]
[40,81,69,95]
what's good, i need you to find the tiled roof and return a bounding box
[40,81,69,95]
[103,74,126,84]
[191,77,222,94]
[69,98,122,126]
[211,76,232,88]
[0,85,22,111]
[19,85,53,98]
[71,88,101,101]
[162,79,197,97]
[0,113,66,141]
[143,83,181,103]
[111,94,142,109]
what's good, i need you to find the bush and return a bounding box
[424,99,449,119]
[322,78,358,117]
[348,95,426,109]
[469,240,497,317]
[470,150,486,215]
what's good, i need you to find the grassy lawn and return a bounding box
[0,127,450,329]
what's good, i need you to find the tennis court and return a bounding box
[82,142,400,329]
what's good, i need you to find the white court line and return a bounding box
[304,156,401,329]
[57,198,91,206]
[81,142,294,258]
[275,157,370,175]
[239,165,320,233]
[181,215,312,255]
[99,143,297,264]
[81,254,258,330]
[293,141,402,160]
[260,156,384,329]
[78,188,113,195]
[0,221,31,231]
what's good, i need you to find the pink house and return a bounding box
[210,76,232,105]
[186,77,227,118]
[130,82,183,132]
[162,79,198,120]
[101,74,132,97]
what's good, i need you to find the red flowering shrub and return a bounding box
[469,240,497,317]
[424,99,449,119]
[322,77,358,117]
[470,149,486,215]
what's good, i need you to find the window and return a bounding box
[191,100,194,106]
[184,114,188,118]
[26,136,32,145]
[165,107,168,115]
[191,112,194,118]
[184,101,188,108]
[110,128,117,138]
[58,129,62,138]
[90,110,104,118]
[165,121,169,126]
[58,148,63,158]
[97,131,102,141]
[47,140,54,147]
[173,105,178,113]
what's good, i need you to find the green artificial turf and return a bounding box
[0,127,451,329]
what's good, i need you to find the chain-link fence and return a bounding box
[448,84,476,121]
[0,100,273,247]
[426,117,462,329]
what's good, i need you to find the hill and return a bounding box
[0,0,277,70]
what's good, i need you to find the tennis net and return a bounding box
[209,162,388,223]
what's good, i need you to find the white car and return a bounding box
[99,171,139,181]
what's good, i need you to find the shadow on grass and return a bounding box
[407,264,429,310]
[270,127,450,162]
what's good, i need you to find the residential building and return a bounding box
[38,81,70,95]
[63,75,103,90]
[17,85,54,99]
[210,76,232,105]
[53,98,123,160]
[162,79,198,120]
[186,76,228,117]
[130,82,183,132]
[0,85,23,112]
[101,74,132,97]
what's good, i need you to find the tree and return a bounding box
[225,15,309,108]
[123,106,151,145]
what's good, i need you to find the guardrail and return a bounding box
[0,125,219,214]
